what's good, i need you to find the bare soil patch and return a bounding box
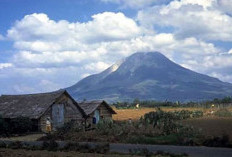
[0,134,44,141]
[0,148,140,157]
[182,116,232,139]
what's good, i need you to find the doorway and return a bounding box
[52,104,64,128]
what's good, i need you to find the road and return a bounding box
[1,140,232,157]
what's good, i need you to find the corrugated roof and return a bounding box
[0,90,67,119]
[78,100,116,115]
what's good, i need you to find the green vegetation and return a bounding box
[41,108,232,148]
[113,96,232,109]
[45,109,207,146]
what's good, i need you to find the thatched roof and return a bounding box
[0,90,84,119]
[78,100,116,116]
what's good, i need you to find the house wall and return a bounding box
[85,103,113,127]
[39,93,83,132]
[39,107,52,132]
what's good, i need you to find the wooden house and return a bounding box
[0,90,86,132]
[78,100,116,128]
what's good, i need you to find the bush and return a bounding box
[203,135,232,147]
[0,116,8,135]
[143,109,202,137]
[173,110,192,120]
[7,141,23,149]
[54,121,83,140]
[214,109,232,117]
[96,118,113,132]
[42,140,58,151]
[143,109,180,135]
[9,117,33,134]
[0,116,33,136]
[0,141,6,148]
[63,142,109,153]
[192,110,204,118]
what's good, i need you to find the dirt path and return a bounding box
[110,143,232,157]
[0,148,137,157]
[0,134,44,141]
[1,140,232,157]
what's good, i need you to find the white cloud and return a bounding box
[84,62,111,71]
[13,84,38,94]
[1,10,232,94]
[210,72,232,83]
[218,0,232,14]
[228,49,232,54]
[8,12,141,47]
[81,73,91,79]
[202,54,232,69]
[10,79,60,94]
[101,0,168,9]
[137,0,232,42]
[0,63,13,69]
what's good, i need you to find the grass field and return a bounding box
[113,107,232,140]
[113,108,156,121]
[112,107,205,121]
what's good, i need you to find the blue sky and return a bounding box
[0,0,232,94]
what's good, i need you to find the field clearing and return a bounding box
[113,107,205,121]
[182,116,232,139]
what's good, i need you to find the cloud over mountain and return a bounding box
[137,0,232,41]
[0,0,232,94]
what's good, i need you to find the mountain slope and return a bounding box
[67,52,232,102]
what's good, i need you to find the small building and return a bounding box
[0,90,86,132]
[78,100,116,128]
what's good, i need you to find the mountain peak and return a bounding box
[67,52,232,102]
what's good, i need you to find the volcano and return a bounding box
[67,52,232,102]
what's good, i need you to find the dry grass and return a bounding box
[182,116,232,139]
[113,107,204,121]
[113,108,156,121]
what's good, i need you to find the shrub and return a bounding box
[42,140,58,151]
[0,116,33,136]
[173,110,192,120]
[143,109,179,135]
[96,118,113,132]
[0,116,8,136]
[7,141,23,149]
[9,117,33,134]
[63,142,109,153]
[192,110,203,118]
[0,141,6,148]
[143,109,202,137]
[203,135,231,147]
[53,121,83,140]
[63,142,86,151]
